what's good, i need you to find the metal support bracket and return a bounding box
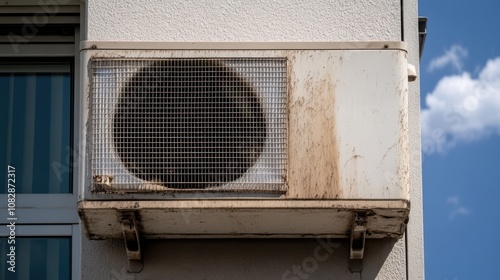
[120,211,143,273]
[350,212,367,260]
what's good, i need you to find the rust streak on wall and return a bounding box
[286,52,341,199]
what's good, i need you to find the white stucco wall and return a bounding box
[82,239,409,280]
[81,0,423,279]
[86,0,401,42]
[404,0,425,279]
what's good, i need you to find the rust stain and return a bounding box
[286,53,341,199]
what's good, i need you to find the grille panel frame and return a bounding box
[90,57,287,193]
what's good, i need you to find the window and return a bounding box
[0,4,81,277]
[0,237,71,280]
[1,62,73,194]
[0,26,79,222]
[0,224,80,280]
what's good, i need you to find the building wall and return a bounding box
[404,0,425,279]
[86,0,401,42]
[81,0,423,279]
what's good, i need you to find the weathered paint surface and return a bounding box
[78,200,409,239]
[327,50,409,200]
[286,50,409,200]
[287,51,341,199]
[81,46,409,201]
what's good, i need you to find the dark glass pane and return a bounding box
[0,66,71,194]
[0,237,71,280]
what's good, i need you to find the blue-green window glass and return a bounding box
[0,65,72,193]
[0,237,71,280]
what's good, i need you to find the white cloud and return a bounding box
[446,196,460,205]
[449,207,470,221]
[446,196,470,221]
[428,45,468,72]
[421,57,500,154]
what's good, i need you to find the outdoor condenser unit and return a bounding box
[78,41,415,262]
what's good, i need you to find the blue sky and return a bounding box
[419,0,500,279]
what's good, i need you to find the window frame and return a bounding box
[0,27,80,225]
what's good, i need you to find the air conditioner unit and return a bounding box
[78,41,413,261]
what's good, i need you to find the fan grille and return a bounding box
[90,58,287,192]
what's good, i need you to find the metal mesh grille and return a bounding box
[90,58,287,192]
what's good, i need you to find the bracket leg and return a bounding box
[120,211,143,273]
[350,212,367,260]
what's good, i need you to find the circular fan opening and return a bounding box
[113,59,266,189]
